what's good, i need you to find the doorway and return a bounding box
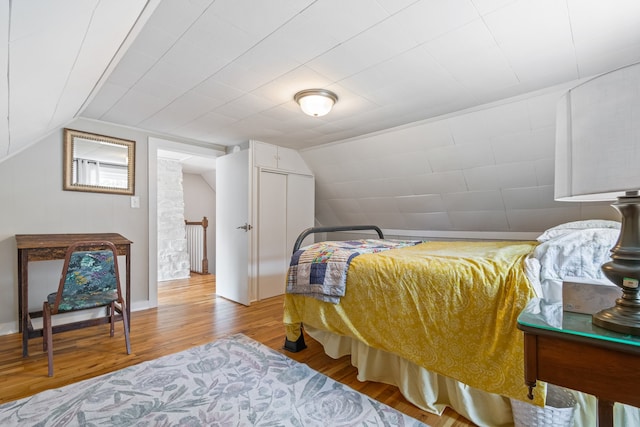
[148,137,224,307]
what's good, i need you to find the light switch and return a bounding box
[130,196,140,208]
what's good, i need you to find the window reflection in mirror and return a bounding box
[63,129,135,195]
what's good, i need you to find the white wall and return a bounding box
[157,159,190,281]
[0,118,224,335]
[183,173,216,274]
[0,118,150,334]
[303,86,619,236]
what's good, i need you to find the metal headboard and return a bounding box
[292,225,384,254]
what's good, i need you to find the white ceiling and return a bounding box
[0,0,158,160]
[157,148,217,174]
[2,0,640,162]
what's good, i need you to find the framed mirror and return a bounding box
[63,129,135,195]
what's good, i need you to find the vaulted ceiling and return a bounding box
[3,0,640,163]
[0,0,157,160]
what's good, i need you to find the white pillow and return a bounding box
[537,220,620,243]
[533,227,618,287]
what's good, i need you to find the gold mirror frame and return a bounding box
[63,128,135,195]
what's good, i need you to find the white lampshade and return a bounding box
[555,62,640,335]
[294,89,338,117]
[555,62,640,202]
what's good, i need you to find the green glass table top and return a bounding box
[518,298,640,347]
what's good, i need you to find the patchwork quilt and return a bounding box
[286,239,420,303]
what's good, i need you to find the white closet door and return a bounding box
[258,171,287,299]
[216,150,251,305]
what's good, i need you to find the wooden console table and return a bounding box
[517,298,640,427]
[15,233,132,357]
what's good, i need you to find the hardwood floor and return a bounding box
[0,274,475,426]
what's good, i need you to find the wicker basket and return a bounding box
[510,385,577,427]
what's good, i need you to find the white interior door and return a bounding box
[216,150,251,305]
[258,171,287,299]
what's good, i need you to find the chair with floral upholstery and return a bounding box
[42,240,131,376]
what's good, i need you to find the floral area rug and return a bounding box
[0,334,429,426]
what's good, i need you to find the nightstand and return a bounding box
[517,298,640,427]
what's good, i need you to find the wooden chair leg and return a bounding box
[121,302,131,355]
[109,302,115,337]
[42,303,48,353]
[43,302,54,377]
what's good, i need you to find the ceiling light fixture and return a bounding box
[294,89,338,117]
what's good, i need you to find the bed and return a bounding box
[283,222,640,427]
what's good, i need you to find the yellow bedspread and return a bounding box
[283,240,544,405]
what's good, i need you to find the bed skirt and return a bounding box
[304,325,640,427]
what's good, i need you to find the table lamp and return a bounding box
[555,61,640,335]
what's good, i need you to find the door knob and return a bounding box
[237,223,253,231]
